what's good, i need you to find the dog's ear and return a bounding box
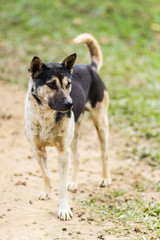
[29,56,44,77]
[62,53,77,73]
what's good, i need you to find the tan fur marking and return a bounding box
[62,76,71,89]
[46,77,61,88]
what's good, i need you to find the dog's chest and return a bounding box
[39,113,66,141]
[26,107,74,151]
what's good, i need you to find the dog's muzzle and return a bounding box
[48,99,73,112]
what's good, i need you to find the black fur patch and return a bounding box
[55,111,71,122]
[90,61,97,69]
[31,87,42,105]
[32,93,42,105]
[70,64,106,121]
[88,68,105,108]
[33,63,71,89]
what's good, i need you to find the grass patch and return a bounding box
[121,142,160,168]
[73,189,160,239]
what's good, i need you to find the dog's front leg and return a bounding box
[34,147,52,200]
[57,148,72,220]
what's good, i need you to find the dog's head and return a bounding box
[29,54,76,112]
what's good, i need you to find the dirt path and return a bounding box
[0,83,159,240]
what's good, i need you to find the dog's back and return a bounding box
[71,33,106,122]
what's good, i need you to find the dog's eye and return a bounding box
[47,82,57,89]
[66,82,71,89]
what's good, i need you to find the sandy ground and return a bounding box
[0,83,159,240]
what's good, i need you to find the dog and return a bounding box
[25,33,110,220]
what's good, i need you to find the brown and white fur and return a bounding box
[25,33,110,221]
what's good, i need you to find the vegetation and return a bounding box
[73,189,160,239]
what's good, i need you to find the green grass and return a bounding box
[73,189,160,239]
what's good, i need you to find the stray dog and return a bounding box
[25,33,110,220]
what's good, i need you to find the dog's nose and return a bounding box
[64,100,73,109]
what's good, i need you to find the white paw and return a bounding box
[68,182,78,193]
[57,204,73,220]
[99,177,111,188]
[38,191,50,200]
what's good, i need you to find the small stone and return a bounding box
[78,211,85,217]
[98,234,105,240]
[134,227,140,232]
[87,217,94,221]
[15,181,27,186]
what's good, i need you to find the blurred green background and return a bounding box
[0,0,160,154]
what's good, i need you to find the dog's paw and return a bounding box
[67,182,78,193]
[38,191,50,200]
[99,178,111,188]
[57,204,73,221]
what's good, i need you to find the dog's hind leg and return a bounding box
[90,91,111,187]
[68,120,81,192]
[34,147,52,200]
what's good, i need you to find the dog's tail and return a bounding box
[73,33,103,72]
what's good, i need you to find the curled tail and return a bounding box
[73,33,103,72]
